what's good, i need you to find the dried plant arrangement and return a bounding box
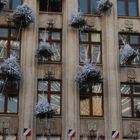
[37,42,54,59]
[96,0,113,15]
[12,4,34,28]
[0,56,22,80]
[120,44,138,65]
[76,62,102,89]
[35,98,55,119]
[0,0,7,10]
[70,11,86,29]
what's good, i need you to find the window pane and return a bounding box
[50,137,60,140]
[38,93,48,101]
[39,30,48,41]
[80,96,90,115]
[117,0,126,16]
[131,48,140,64]
[133,85,140,94]
[0,40,7,59]
[79,0,88,14]
[7,94,18,113]
[0,136,2,140]
[128,0,138,16]
[91,33,100,42]
[92,96,102,116]
[92,84,102,93]
[11,29,18,38]
[51,94,60,114]
[80,33,88,42]
[80,44,89,62]
[0,28,8,37]
[121,97,132,117]
[121,85,131,94]
[130,35,139,44]
[39,0,48,11]
[134,97,140,117]
[51,32,60,40]
[37,136,60,140]
[0,93,4,112]
[91,0,98,14]
[10,41,20,59]
[12,0,22,9]
[38,81,48,91]
[51,43,61,61]
[51,81,60,91]
[6,135,16,140]
[49,0,61,12]
[91,45,100,63]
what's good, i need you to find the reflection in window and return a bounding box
[0,93,4,112]
[0,27,21,60]
[121,83,140,118]
[80,32,101,64]
[37,80,61,115]
[80,83,103,117]
[4,0,22,10]
[119,33,140,65]
[38,29,62,63]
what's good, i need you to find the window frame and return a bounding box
[37,79,62,116]
[39,0,62,12]
[0,26,21,61]
[119,32,140,66]
[121,82,140,118]
[79,31,102,64]
[38,28,62,64]
[80,83,104,117]
[117,0,139,17]
[0,78,19,114]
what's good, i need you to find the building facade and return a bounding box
[0,0,140,140]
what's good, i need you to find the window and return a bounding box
[119,33,140,65]
[38,29,62,63]
[117,0,138,16]
[79,0,98,14]
[4,0,22,10]
[0,135,17,140]
[80,31,102,64]
[0,27,21,60]
[37,136,61,140]
[0,79,19,114]
[37,79,61,115]
[39,0,62,12]
[80,83,103,117]
[121,83,140,118]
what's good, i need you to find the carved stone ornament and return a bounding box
[127,69,136,82]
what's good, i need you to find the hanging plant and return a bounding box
[12,4,34,28]
[37,42,54,59]
[120,44,138,65]
[96,0,113,15]
[70,11,86,29]
[0,56,22,80]
[35,98,55,119]
[0,0,8,10]
[76,62,102,89]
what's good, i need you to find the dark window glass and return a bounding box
[37,79,61,115]
[117,0,138,16]
[79,0,98,14]
[119,33,140,65]
[80,32,101,64]
[39,0,62,12]
[4,0,22,10]
[80,83,103,117]
[38,29,62,63]
[121,83,140,118]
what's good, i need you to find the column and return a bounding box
[18,0,38,140]
[62,0,80,140]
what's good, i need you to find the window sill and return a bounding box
[118,16,140,19]
[120,64,140,68]
[0,113,18,117]
[80,116,104,119]
[82,14,101,17]
[39,11,62,15]
[122,117,140,121]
